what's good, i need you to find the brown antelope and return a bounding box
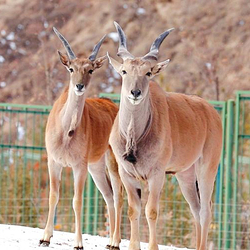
[108,22,222,250]
[39,27,123,250]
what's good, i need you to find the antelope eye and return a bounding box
[122,70,127,75]
[88,69,93,74]
[69,68,74,73]
[146,72,152,77]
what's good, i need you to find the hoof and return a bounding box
[111,246,120,250]
[106,245,111,249]
[73,247,83,250]
[39,239,50,247]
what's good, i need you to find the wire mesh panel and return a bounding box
[0,103,50,227]
[231,91,250,250]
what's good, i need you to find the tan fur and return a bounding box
[41,54,123,249]
[128,206,134,219]
[109,59,222,250]
[149,209,157,221]
[46,87,118,164]
[108,23,221,249]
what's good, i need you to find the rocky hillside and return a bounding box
[0,0,249,105]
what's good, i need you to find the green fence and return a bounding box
[0,91,249,249]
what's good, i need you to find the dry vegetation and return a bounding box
[0,0,250,105]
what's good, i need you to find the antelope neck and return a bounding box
[119,92,152,143]
[60,84,86,135]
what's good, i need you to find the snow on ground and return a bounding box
[0,224,192,250]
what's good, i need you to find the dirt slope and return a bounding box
[0,0,249,105]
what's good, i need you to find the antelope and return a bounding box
[39,27,123,250]
[108,22,222,250]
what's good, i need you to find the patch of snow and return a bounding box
[0,224,191,250]
[111,67,121,79]
[105,85,114,93]
[53,68,58,74]
[1,29,6,36]
[53,82,64,94]
[16,122,25,141]
[108,32,119,42]
[0,115,9,125]
[17,24,24,30]
[100,82,107,89]
[123,4,128,9]
[239,20,245,26]
[1,38,6,45]
[137,8,146,15]
[44,21,49,28]
[18,48,26,55]
[10,41,17,50]
[205,62,212,70]
[25,40,30,46]
[39,31,46,38]
[57,82,64,88]
[12,69,17,76]
[0,55,5,63]
[4,115,10,121]
[0,81,6,87]
[6,32,15,41]
[8,149,14,164]
[108,77,114,84]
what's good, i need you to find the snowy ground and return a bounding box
[0,224,192,250]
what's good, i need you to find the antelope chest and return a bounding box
[46,130,87,167]
[110,133,165,181]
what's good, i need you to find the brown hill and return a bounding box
[0,0,249,105]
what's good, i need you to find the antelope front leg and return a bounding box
[40,158,62,246]
[106,149,123,249]
[119,167,141,250]
[146,172,165,250]
[72,164,88,249]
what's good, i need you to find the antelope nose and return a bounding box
[131,89,141,98]
[76,84,84,91]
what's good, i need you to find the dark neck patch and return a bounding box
[68,130,75,137]
[123,150,137,164]
[165,171,176,175]
[136,188,141,199]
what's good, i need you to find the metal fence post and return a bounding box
[223,99,234,249]
[232,92,240,249]
[85,174,95,234]
[217,101,227,249]
[93,187,99,235]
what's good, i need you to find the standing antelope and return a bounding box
[108,22,222,250]
[39,27,123,250]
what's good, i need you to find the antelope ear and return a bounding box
[93,55,107,69]
[151,59,170,76]
[107,52,122,72]
[58,50,69,67]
